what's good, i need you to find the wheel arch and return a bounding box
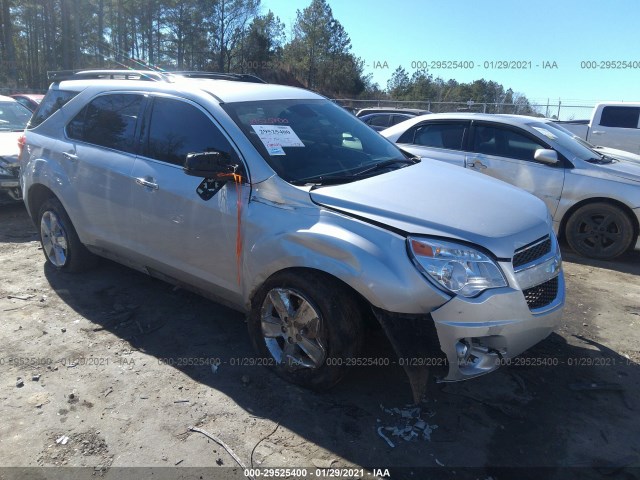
[558,197,639,243]
[26,184,57,225]
[249,266,372,314]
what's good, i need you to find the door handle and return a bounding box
[63,152,78,161]
[469,159,487,169]
[135,177,159,190]
[592,130,605,134]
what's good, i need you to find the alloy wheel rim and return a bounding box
[260,288,326,369]
[40,211,69,267]
[574,213,622,256]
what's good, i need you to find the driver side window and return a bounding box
[474,125,545,162]
[144,97,234,166]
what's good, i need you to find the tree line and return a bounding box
[0,0,537,112]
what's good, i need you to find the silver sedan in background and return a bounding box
[382,113,640,260]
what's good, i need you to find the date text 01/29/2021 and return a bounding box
[242,468,392,478]
[369,60,559,70]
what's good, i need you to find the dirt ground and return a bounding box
[1,199,639,480]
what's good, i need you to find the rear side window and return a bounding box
[600,106,640,128]
[405,123,466,150]
[67,94,144,154]
[367,114,391,128]
[144,97,233,166]
[29,89,78,128]
[391,114,411,126]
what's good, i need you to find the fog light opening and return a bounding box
[456,340,470,363]
[453,338,503,379]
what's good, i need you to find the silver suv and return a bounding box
[20,70,564,398]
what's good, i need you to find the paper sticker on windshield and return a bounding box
[266,144,286,156]
[532,127,558,140]
[251,125,305,153]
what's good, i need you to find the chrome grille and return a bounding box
[523,276,559,310]
[513,236,552,269]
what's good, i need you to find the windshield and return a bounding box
[223,99,409,184]
[550,122,606,150]
[527,121,600,161]
[0,101,31,131]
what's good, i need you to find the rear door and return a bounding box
[395,120,469,167]
[130,95,249,301]
[466,122,565,215]
[593,105,640,154]
[61,92,146,251]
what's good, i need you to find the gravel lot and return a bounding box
[1,199,639,480]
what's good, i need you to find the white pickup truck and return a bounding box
[556,102,640,155]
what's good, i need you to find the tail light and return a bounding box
[17,134,26,156]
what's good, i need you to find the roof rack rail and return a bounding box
[169,71,266,83]
[47,70,167,82]
[47,69,267,85]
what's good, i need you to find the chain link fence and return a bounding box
[1,85,595,121]
[335,99,595,121]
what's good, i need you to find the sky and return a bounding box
[260,0,640,106]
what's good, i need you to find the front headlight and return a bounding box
[0,165,10,176]
[407,236,507,297]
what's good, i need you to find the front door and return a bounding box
[466,122,565,216]
[130,96,249,303]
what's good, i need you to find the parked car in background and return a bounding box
[0,95,32,200]
[552,121,640,165]
[20,70,563,398]
[556,102,640,155]
[10,93,44,112]
[359,112,416,131]
[382,113,640,260]
[356,108,432,131]
[355,107,431,118]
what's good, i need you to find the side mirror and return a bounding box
[183,151,239,178]
[534,148,559,165]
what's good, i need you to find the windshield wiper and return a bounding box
[290,174,359,186]
[585,156,613,164]
[292,158,419,187]
[352,158,419,177]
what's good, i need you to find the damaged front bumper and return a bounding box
[0,177,21,200]
[431,275,564,382]
[377,237,565,401]
[0,160,22,200]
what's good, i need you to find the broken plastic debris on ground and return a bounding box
[376,404,437,448]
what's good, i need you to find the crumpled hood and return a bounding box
[309,160,552,259]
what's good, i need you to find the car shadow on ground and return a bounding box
[0,202,38,244]
[43,259,640,480]
[560,244,640,276]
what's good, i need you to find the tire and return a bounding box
[248,270,363,391]
[565,202,635,260]
[38,197,97,272]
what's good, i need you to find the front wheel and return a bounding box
[565,203,635,260]
[248,271,363,391]
[38,197,97,272]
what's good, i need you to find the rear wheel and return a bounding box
[248,271,363,390]
[38,197,97,272]
[565,202,634,260]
